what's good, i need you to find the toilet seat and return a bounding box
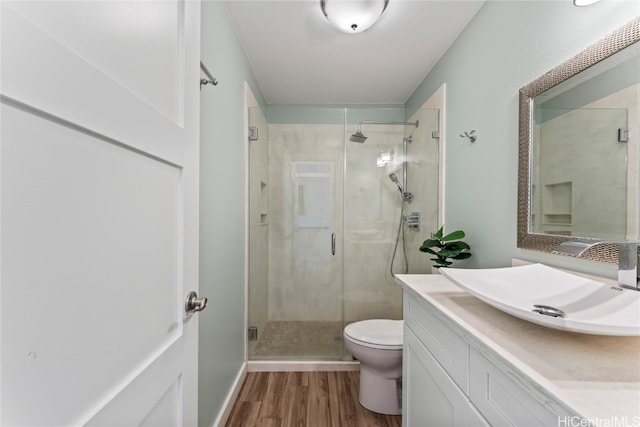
[344,319,403,350]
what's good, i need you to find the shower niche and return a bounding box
[247,106,440,361]
[541,181,572,235]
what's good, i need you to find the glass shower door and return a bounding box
[249,113,345,360]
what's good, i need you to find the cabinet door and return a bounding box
[404,293,469,391]
[469,349,565,426]
[404,327,483,427]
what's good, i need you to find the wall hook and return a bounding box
[460,130,478,143]
[200,78,217,89]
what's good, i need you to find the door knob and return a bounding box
[185,291,208,314]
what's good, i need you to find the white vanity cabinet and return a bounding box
[403,326,488,427]
[402,284,575,427]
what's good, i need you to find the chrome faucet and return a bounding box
[554,239,640,291]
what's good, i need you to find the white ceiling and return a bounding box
[224,0,485,105]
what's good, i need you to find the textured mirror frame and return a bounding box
[518,17,640,264]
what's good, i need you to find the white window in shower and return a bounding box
[293,162,334,228]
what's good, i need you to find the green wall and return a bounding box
[265,104,406,124]
[406,0,638,277]
[199,2,265,426]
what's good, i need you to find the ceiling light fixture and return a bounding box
[573,0,601,6]
[321,0,389,34]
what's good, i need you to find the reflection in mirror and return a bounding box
[518,18,640,264]
[532,107,629,239]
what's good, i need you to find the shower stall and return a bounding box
[247,107,440,361]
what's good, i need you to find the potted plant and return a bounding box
[419,225,472,269]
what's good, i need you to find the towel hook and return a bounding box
[460,130,477,143]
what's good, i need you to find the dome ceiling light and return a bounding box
[573,0,601,6]
[320,0,389,34]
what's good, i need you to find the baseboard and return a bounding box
[247,360,360,372]
[212,363,248,427]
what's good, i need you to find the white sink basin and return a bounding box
[440,263,640,336]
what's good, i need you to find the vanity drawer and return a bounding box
[469,348,568,426]
[404,292,469,392]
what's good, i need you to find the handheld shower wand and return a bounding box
[389,173,413,202]
[389,173,404,193]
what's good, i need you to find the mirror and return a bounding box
[518,17,640,264]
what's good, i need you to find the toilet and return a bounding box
[343,319,403,415]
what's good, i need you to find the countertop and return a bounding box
[395,273,640,424]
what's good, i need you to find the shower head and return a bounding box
[349,129,367,143]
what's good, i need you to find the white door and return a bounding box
[1,1,202,425]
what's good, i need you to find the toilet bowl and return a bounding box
[343,319,403,415]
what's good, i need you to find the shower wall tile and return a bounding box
[405,108,440,274]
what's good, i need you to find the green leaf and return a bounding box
[452,252,472,260]
[438,248,461,257]
[441,230,465,242]
[434,258,452,266]
[434,225,444,240]
[420,239,441,250]
[443,241,470,251]
[420,248,440,257]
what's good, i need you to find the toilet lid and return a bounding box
[344,319,403,349]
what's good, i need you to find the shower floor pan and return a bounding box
[250,321,346,360]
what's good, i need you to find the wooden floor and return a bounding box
[225,371,402,427]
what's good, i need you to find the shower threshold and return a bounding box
[250,320,349,361]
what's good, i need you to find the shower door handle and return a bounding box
[331,232,336,256]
